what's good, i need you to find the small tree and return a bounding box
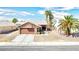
[12,18,18,23]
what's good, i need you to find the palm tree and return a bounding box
[45,10,54,30]
[58,15,79,36]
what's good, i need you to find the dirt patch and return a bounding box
[0,30,19,42]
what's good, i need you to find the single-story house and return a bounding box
[19,22,48,34]
[19,22,39,34]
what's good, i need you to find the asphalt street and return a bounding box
[0,45,79,51]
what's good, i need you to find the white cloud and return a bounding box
[44,7,75,11]
[4,13,16,15]
[53,11,70,19]
[0,8,16,14]
[19,11,34,16]
[0,11,4,14]
[38,10,45,14]
[0,8,16,16]
[45,7,74,11]
[57,7,75,10]
[0,9,15,13]
[45,7,52,10]
[0,8,34,16]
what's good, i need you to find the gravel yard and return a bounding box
[34,30,79,42]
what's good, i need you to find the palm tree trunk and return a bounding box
[67,27,71,36]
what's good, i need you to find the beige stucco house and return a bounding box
[19,22,39,34]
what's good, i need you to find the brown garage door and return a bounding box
[20,28,35,34]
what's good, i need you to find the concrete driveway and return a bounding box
[12,34,34,43]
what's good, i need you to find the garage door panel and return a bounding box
[20,28,35,34]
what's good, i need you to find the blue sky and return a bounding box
[0,7,79,22]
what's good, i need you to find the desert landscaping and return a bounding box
[0,7,79,43]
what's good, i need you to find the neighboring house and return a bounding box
[0,22,16,33]
[20,22,39,34]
